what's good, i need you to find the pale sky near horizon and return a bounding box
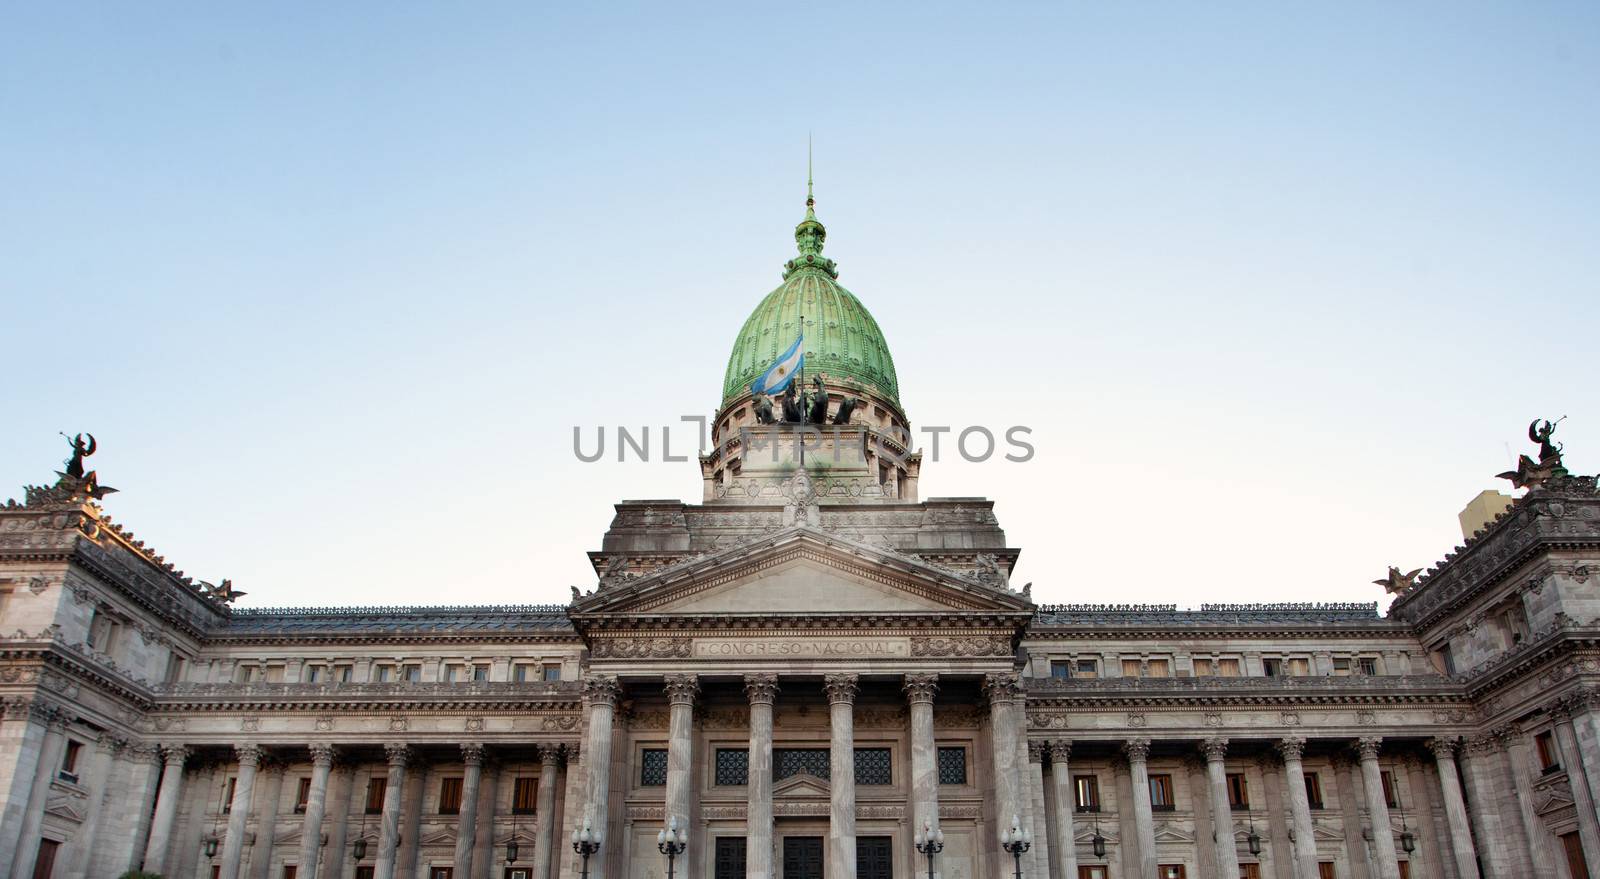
[3,2,1596,613]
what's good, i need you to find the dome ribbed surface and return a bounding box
[721,266,900,408]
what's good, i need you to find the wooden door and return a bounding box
[715,837,748,879]
[29,840,58,879]
[782,836,824,879]
[856,836,892,879]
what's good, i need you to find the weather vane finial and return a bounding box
[806,133,815,216]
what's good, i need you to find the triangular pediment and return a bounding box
[418,827,458,847]
[571,526,1031,619]
[1152,823,1194,843]
[773,771,831,797]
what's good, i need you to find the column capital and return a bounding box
[1276,736,1307,762]
[823,673,860,705]
[903,673,939,705]
[384,742,412,767]
[1355,736,1383,760]
[562,743,581,765]
[235,743,264,768]
[982,672,1023,704]
[537,743,563,765]
[461,743,485,767]
[744,673,780,705]
[664,673,700,706]
[1048,739,1072,763]
[1199,737,1229,762]
[581,674,622,707]
[1463,733,1504,756]
[1123,737,1152,762]
[1027,739,1046,763]
[162,744,191,767]
[1425,738,1458,760]
[309,743,337,768]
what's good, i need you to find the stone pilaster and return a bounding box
[745,673,779,879]
[1026,739,1050,878]
[0,701,52,871]
[220,744,263,879]
[396,755,427,878]
[1460,735,1514,878]
[824,673,860,879]
[557,745,583,879]
[1501,728,1557,874]
[1356,738,1401,879]
[581,675,620,879]
[453,743,485,877]
[248,764,286,879]
[374,743,409,879]
[1047,741,1078,879]
[63,733,123,877]
[143,744,191,875]
[983,673,1023,877]
[1201,738,1242,879]
[1427,739,1479,879]
[324,765,356,879]
[534,744,562,879]
[7,708,67,879]
[1124,737,1156,879]
[298,744,336,879]
[123,745,165,875]
[1277,737,1320,879]
[474,762,501,879]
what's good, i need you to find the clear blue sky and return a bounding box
[4,2,1596,611]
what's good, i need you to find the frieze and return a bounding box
[693,637,910,659]
[591,638,693,659]
[911,636,1011,658]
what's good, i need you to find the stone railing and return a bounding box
[1034,602,1385,625]
[1026,673,1455,694]
[151,680,584,700]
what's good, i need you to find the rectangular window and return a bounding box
[1122,659,1142,677]
[1397,862,1409,879]
[336,665,353,682]
[374,665,394,683]
[937,747,967,785]
[854,748,892,785]
[543,665,562,682]
[640,749,668,786]
[355,868,375,879]
[365,777,387,814]
[444,665,462,683]
[1304,772,1324,809]
[1562,831,1591,879]
[1358,657,1378,676]
[1332,658,1351,676]
[1218,658,1240,677]
[1380,770,1398,809]
[513,777,537,814]
[775,748,831,780]
[263,665,285,683]
[1240,865,1261,879]
[165,654,186,683]
[283,867,298,879]
[1160,866,1186,879]
[1263,658,1282,677]
[1147,659,1170,677]
[1318,864,1336,879]
[402,664,421,683]
[295,777,311,813]
[1078,869,1109,879]
[438,777,463,814]
[1288,658,1311,676]
[1050,660,1072,679]
[1227,773,1249,809]
[429,869,452,879]
[473,664,490,682]
[513,664,531,683]
[1076,659,1099,678]
[305,665,324,683]
[1074,775,1100,812]
[223,777,237,812]
[1194,658,1213,676]
[1536,731,1560,772]
[1149,774,1175,810]
[716,749,750,786]
[60,741,82,782]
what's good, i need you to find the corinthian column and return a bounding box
[142,744,191,875]
[1047,741,1079,879]
[219,744,262,879]
[532,744,561,879]
[745,674,779,879]
[983,673,1023,876]
[581,675,621,879]
[454,743,485,878]
[824,673,860,879]
[1124,738,1156,879]
[1356,737,1401,879]
[374,743,410,879]
[904,674,941,843]
[1426,739,1480,879]
[663,674,700,828]
[296,744,336,879]
[1548,697,1600,873]
[1200,738,1241,879]
[1277,737,1320,879]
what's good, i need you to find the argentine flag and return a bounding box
[751,334,804,396]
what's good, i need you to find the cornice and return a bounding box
[150,680,584,713]
[577,613,1029,634]
[1025,675,1466,709]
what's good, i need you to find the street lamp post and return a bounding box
[657,815,687,879]
[571,818,602,879]
[915,820,945,879]
[1000,815,1032,879]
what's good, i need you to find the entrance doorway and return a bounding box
[856,836,892,879]
[782,836,824,879]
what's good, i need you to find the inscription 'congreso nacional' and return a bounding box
[693,637,911,658]
[0,181,1594,879]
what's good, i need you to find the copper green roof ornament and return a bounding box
[788,140,835,277]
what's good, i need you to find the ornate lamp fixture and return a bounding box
[204,772,225,859]
[572,817,602,879]
[1247,814,1263,856]
[1091,811,1107,859]
[353,803,369,861]
[657,815,687,879]
[1395,787,1417,854]
[914,819,945,879]
[1000,815,1032,879]
[507,777,523,864]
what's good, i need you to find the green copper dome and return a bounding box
[721,184,901,408]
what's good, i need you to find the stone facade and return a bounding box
[2,195,1598,879]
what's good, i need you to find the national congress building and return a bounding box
[1,187,1597,879]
